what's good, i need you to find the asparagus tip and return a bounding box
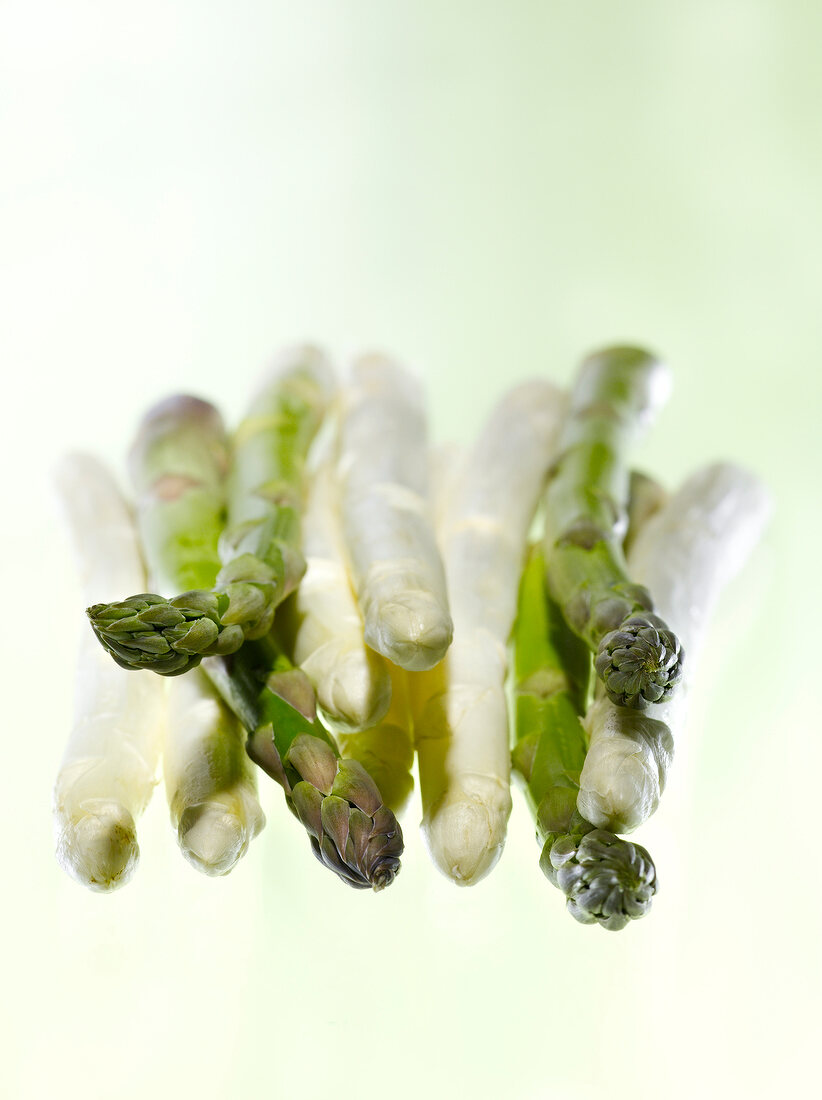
[595,612,683,709]
[421,781,510,886]
[177,802,250,877]
[55,801,140,892]
[542,828,657,930]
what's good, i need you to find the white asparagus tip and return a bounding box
[366,595,454,672]
[317,651,393,732]
[55,800,139,893]
[421,777,510,886]
[576,742,660,834]
[177,801,252,877]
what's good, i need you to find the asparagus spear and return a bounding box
[336,353,453,672]
[543,346,683,709]
[512,546,657,930]
[290,448,392,732]
[163,667,265,876]
[412,380,564,884]
[87,347,334,674]
[205,645,403,889]
[53,454,166,891]
[578,463,770,831]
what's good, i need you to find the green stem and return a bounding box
[542,346,683,709]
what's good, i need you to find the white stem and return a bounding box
[578,462,771,831]
[293,452,391,731]
[164,670,265,876]
[413,381,565,884]
[337,354,452,671]
[53,454,166,892]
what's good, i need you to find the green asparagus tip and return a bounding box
[595,612,683,709]
[253,731,404,891]
[541,828,657,931]
[87,592,245,675]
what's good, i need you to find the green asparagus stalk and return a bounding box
[542,346,683,710]
[205,644,403,889]
[512,545,657,930]
[87,347,334,674]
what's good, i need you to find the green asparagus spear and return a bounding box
[87,348,334,674]
[205,644,403,889]
[512,545,657,930]
[542,346,683,709]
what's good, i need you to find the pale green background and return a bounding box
[1,2,819,1098]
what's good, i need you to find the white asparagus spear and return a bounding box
[163,669,265,876]
[293,452,392,731]
[412,381,565,885]
[337,353,453,672]
[578,462,771,831]
[53,454,166,891]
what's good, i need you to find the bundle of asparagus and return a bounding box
[55,342,767,929]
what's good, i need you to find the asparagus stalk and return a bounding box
[543,346,684,709]
[163,667,265,876]
[87,347,334,674]
[336,353,453,672]
[512,546,657,930]
[291,448,392,731]
[578,463,770,831]
[205,645,403,889]
[412,380,564,884]
[53,454,165,891]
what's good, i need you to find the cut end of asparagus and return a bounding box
[421,779,512,886]
[177,801,252,877]
[87,592,246,675]
[578,345,672,421]
[595,612,683,709]
[541,828,657,931]
[365,594,454,671]
[55,801,139,892]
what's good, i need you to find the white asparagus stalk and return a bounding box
[578,462,771,831]
[337,353,453,672]
[53,454,166,891]
[163,670,265,876]
[293,452,392,731]
[412,381,565,884]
